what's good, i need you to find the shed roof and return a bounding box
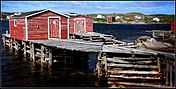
[11,9,69,18]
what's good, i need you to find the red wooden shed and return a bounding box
[69,15,93,34]
[107,16,115,23]
[9,9,69,40]
[107,16,112,23]
[171,20,175,33]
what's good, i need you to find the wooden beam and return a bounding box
[107,70,159,75]
[107,58,154,64]
[113,57,152,61]
[107,63,158,69]
[108,81,174,88]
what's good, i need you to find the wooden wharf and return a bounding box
[2,32,175,88]
[94,45,175,88]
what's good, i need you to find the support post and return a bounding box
[3,36,6,48]
[22,41,27,57]
[174,62,176,87]
[103,53,107,72]
[10,39,13,49]
[166,62,169,86]
[97,61,100,79]
[170,64,172,87]
[41,45,45,67]
[48,47,52,69]
[157,57,161,73]
[30,42,35,61]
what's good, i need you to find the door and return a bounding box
[49,18,60,38]
[74,18,85,33]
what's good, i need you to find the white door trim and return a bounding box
[48,16,61,39]
[74,18,86,33]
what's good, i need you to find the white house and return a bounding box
[153,17,160,22]
[115,16,123,20]
[97,14,104,18]
[135,15,142,20]
[14,12,22,15]
[67,13,78,16]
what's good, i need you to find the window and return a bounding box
[14,20,17,27]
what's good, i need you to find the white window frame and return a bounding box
[14,20,17,27]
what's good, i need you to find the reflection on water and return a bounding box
[1,48,97,87]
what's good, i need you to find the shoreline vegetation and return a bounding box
[93,21,171,24]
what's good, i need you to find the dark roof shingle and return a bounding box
[11,9,46,18]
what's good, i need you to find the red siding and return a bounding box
[171,20,175,32]
[69,18,74,34]
[27,11,68,40]
[10,18,25,40]
[61,16,68,39]
[86,18,93,32]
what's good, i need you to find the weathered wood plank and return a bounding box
[106,77,161,81]
[107,70,159,74]
[113,57,153,61]
[108,81,174,88]
[107,58,154,64]
[107,63,158,69]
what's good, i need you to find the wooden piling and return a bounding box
[97,61,100,79]
[22,41,27,57]
[103,53,107,72]
[3,36,6,48]
[10,39,13,49]
[170,64,172,87]
[174,62,176,87]
[157,57,161,73]
[41,45,45,67]
[166,62,169,86]
[48,47,52,69]
[30,42,35,61]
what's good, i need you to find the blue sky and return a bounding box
[1,1,175,15]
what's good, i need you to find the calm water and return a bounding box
[93,23,170,42]
[1,20,171,87]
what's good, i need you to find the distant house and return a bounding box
[153,17,160,22]
[97,14,104,18]
[107,16,115,23]
[134,15,142,20]
[9,9,70,40]
[130,15,135,21]
[115,16,123,20]
[171,20,175,33]
[14,12,22,15]
[66,13,78,16]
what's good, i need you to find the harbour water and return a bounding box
[1,20,171,87]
